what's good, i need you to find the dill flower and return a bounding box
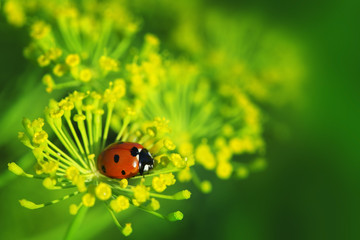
[10,0,139,92]
[130,0,304,106]
[3,0,26,27]
[4,0,270,192]
[9,83,191,237]
[123,47,266,191]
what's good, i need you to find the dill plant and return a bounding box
[1,0,304,238]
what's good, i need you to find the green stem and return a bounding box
[138,206,165,219]
[106,205,124,231]
[85,110,94,153]
[93,112,103,155]
[115,116,130,142]
[64,206,88,240]
[65,116,86,156]
[112,35,132,59]
[101,103,114,149]
[54,81,82,90]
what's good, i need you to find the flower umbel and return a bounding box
[138,57,266,191]
[11,84,191,237]
[15,0,139,93]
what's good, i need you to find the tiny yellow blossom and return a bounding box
[31,118,45,131]
[19,199,43,209]
[59,99,74,112]
[48,48,63,60]
[30,21,51,39]
[145,33,160,46]
[216,161,233,179]
[236,166,249,179]
[152,176,166,192]
[110,195,130,213]
[69,204,79,215]
[41,161,58,174]
[173,190,191,200]
[79,69,92,82]
[195,143,216,170]
[75,176,87,193]
[177,168,192,182]
[32,130,48,144]
[3,0,26,27]
[164,138,176,150]
[167,211,183,221]
[42,74,55,93]
[160,173,176,186]
[119,179,128,188]
[49,109,64,120]
[53,64,67,77]
[133,184,150,203]
[170,153,186,168]
[18,132,31,148]
[200,181,212,194]
[216,147,233,162]
[66,54,81,67]
[82,193,95,207]
[8,162,24,176]
[66,166,80,181]
[229,137,244,154]
[37,55,50,67]
[150,198,160,211]
[179,142,194,157]
[132,199,140,207]
[122,223,132,237]
[95,182,112,201]
[43,177,56,189]
[215,137,227,149]
[99,55,119,72]
[222,124,234,137]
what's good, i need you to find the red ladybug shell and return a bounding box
[97,142,143,179]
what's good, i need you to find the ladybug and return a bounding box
[97,142,154,179]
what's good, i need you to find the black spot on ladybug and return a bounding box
[102,165,106,173]
[121,170,126,175]
[114,154,119,163]
[130,147,139,156]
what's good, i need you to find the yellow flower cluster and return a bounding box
[131,51,267,188]
[6,0,139,93]
[9,85,191,236]
[2,0,304,237]
[152,173,176,192]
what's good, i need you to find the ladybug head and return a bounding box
[138,148,154,175]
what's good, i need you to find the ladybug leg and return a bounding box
[139,161,145,175]
[139,160,153,175]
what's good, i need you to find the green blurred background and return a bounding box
[1,0,359,239]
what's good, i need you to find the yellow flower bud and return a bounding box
[69,204,78,215]
[79,69,92,82]
[122,223,132,236]
[95,182,112,201]
[82,193,95,207]
[66,54,80,67]
[8,162,24,176]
